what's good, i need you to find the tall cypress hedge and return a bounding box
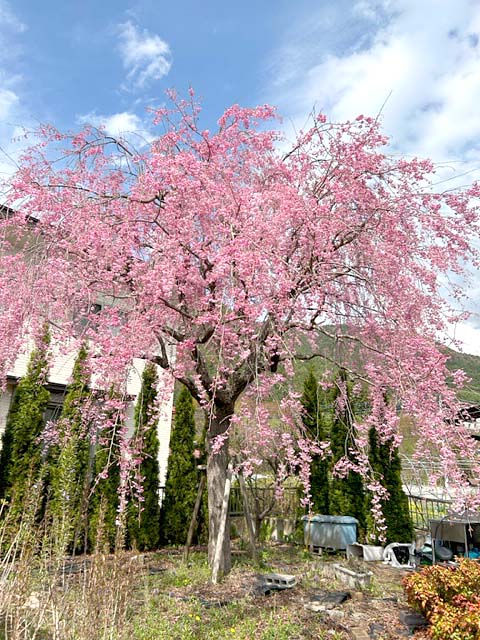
[127,363,161,551]
[368,426,413,543]
[49,344,92,551]
[88,395,122,552]
[329,369,367,536]
[160,386,197,545]
[301,370,330,514]
[0,330,51,507]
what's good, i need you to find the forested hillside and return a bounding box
[443,346,480,404]
[290,334,480,406]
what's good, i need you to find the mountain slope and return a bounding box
[444,346,480,404]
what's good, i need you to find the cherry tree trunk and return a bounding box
[206,402,233,577]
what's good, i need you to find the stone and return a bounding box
[310,590,351,606]
[332,564,372,589]
[349,628,371,640]
[325,609,345,620]
[304,602,327,612]
[199,598,230,608]
[399,609,428,630]
[368,623,386,638]
[148,566,166,575]
[262,572,296,589]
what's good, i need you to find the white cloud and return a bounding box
[76,111,156,150]
[266,0,480,354]
[268,0,480,164]
[78,111,142,137]
[448,319,480,356]
[0,88,18,120]
[0,0,26,34]
[117,21,171,90]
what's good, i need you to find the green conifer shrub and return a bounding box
[301,370,330,514]
[368,426,413,543]
[88,396,122,552]
[329,369,367,536]
[48,344,93,552]
[160,386,198,545]
[127,363,161,551]
[0,330,51,507]
[194,416,209,544]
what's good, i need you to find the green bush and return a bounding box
[160,386,198,545]
[88,395,122,552]
[368,427,413,544]
[49,344,92,552]
[404,559,480,639]
[329,370,366,536]
[127,363,162,551]
[301,370,330,515]
[0,329,50,508]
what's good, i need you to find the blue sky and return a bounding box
[2,0,326,133]
[2,0,480,351]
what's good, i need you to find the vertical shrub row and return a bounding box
[301,370,330,515]
[87,392,123,552]
[48,344,93,552]
[0,329,51,509]
[368,426,413,544]
[329,370,367,536]
[127,363,162,551]
[160,385,198,545]
[301,369,412,543]
[0,349,204,551]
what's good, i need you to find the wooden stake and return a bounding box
[183,469,206,562]
[237,470,259,564]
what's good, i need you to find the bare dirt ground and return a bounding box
[157,543,428,639]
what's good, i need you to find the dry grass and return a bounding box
[0,501,413,640]
[0,546,141,639]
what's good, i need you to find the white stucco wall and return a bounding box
[0,384,13,439]
[7,338,77,385]
[126,357,175,491]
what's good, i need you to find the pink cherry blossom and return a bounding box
[2,93,480,571]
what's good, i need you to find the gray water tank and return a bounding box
[302,515,358,550]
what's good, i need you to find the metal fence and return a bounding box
[229,482,454,535]
[407,494,452,531]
